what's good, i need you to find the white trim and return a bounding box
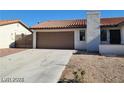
[74,30,86,50]
[33,31,36,49]
[33,28,86,32]
[121,26,124,44]
[107,30,110,43]
[101,29,110,44]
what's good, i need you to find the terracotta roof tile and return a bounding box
[31,17,124,29]
[0,20,20,26]
[31,19,86,29]
[101,17,124,26]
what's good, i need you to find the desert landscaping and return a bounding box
[1,49,124,83]
[59,52,124,83]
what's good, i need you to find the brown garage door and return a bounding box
[36,32,74,49]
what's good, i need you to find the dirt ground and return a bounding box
[60,52,124,83]
[0,48,27,57]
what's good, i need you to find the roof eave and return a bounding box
[0,20,32,33]
[30,26,86,30]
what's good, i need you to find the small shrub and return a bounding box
[58,68,85,83]
[73,69,85,83]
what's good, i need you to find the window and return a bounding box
[101,30,107,41]
[80,30,85,41]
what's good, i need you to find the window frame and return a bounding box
[79,30,85,41]
[100,30,107,42]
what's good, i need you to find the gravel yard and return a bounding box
[60,52,124,83]
[0,48,27,57]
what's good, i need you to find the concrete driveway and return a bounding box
[0,49,74,83]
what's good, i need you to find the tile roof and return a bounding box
[0,19,32,32]
[101,17,124,27]
[0,20,20,26]
[31,17,124,29]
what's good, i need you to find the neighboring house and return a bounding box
[0,20,32,48]
[31,11,124,55]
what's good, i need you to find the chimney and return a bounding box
[86,11,100,52]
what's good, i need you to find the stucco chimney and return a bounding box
[86,11,100,52]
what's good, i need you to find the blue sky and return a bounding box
[0,10,124,27]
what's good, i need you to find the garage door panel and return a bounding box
[36,32,74,49]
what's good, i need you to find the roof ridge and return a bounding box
[31,16,124,29]
[37,17,124,23]
[45,19,85,22]
[41,17,124,22]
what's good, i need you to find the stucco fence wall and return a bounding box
[15,34,33,48]
[99,44,124,55]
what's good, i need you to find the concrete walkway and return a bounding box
[0,49,74,83]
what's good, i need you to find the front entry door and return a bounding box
[110,30,121,44]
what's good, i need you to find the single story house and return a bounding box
[31,11,124,55]
[0,20,32,48]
